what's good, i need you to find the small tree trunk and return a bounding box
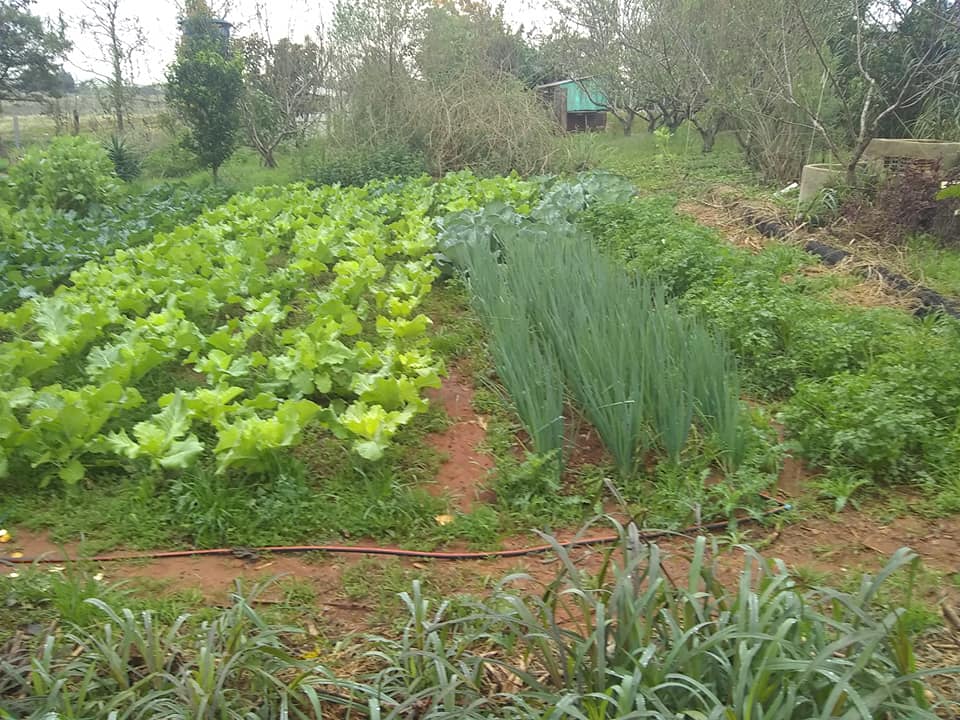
[647,112,658,133]
[621,110,635,137]
[665,113,684,132]
[846,135,873,186]
[212,164,219,183]
[692,115,722,154]
[73,109,80,136]
[262,148,277,168]
[699,126,717,153]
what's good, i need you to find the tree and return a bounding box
[165,1,243,180]
[737,0,960,183]
[418,1,547,87]
[0,0,70,102]
[238,35,329,168]
[77,0,145,132]
[327,0,426,143]
[329,0,425,87]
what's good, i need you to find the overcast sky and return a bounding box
[31,0,555,85]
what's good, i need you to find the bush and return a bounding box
[5,136,119,215]
[337,65,563,177]
[103,134,142,181]
[408,72,562,176]
[311,142,426,187]
[782,320,960,482]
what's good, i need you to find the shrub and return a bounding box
[338,65,563,177]
[311,142,426,187]
[103,134,142,181]
[5,136,119,215]
[782,320,960,482]
[408,71,562,176]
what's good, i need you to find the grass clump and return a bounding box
[0,581,341,719]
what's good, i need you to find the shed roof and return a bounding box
[535,77,595,90]
[536,77,606,113]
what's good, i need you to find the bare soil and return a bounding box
[423,368,496,512]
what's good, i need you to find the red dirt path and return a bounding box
[423,368,496,512]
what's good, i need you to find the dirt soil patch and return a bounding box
[7,503,960,615]
[679,192,928,312]
[677,200,769,252]
[423,368,496,512]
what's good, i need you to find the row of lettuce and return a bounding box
[0,173,546,485]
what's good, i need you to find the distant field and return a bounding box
[0,90,167,150]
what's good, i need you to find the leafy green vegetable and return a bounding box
[0,172,539,484]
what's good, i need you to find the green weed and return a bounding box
[904,234,960,297]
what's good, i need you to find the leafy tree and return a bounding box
[327,0,426,143]
[17,65,73,96]
[165,1,242,180]
[418,1,548,87]
[0,0,70,102]
[329,0,425,86]
[238,35,329,168]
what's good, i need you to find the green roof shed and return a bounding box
[536,78,608,132]
[537,78,607,112]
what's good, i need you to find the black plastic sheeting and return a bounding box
[743,213,960,320]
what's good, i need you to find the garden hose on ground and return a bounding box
[1,496,792,566]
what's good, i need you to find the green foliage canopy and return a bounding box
[0,0,69,101]
[165,4,243,179]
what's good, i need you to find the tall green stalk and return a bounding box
[466,225,743,478]
[462,241,565,461]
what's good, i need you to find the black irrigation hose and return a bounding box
[743,212,960,319]
[1,497,792,566]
